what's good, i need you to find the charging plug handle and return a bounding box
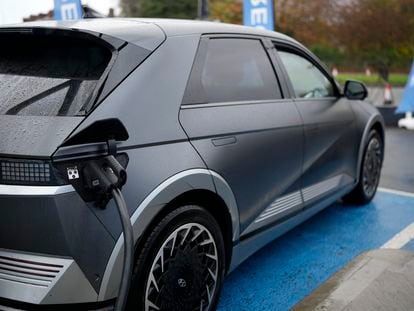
[106,155,127,185]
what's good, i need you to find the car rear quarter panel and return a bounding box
[59,34,208,235]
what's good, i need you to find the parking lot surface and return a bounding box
[218,128,414,310]
[380,127,414,193]
[218,191,414,310]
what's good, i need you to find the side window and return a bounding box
[184,38,281,104]
[278,51,335,99]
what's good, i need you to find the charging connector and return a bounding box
[83,155,127,207]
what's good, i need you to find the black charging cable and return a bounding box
[82,155,134,311]
[112,187,134,311]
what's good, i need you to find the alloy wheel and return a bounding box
[362,136,382,198]
[145,223,219,311]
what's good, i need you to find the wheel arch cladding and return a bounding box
[371,121,385,144]
[356,113,385,183]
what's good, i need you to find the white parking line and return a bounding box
[381,223,414,249]
[377,188,414,249]
[378,187,414,198]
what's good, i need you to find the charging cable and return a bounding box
[112,188,134,311]
[82,155,134,311]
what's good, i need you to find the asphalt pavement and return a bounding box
[380,127,414,193]
[367,87,404,107]
[217,127,414,311]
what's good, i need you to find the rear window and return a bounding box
[201,38,281,103]
[183,38,281,105]
[0,32,112,116]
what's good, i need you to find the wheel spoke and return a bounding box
[200,238,214,246]
[181,226,191,245]
[206,284,212,304]
[208,267,217,282]
[149,272,160,292]
[205,253,217,261]
[170,232,177,256]
[146,299,160,311]
[160,249,164,273]
[191,228,204,242]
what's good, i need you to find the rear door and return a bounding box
[274,43,358,206]
[179,35,304,237]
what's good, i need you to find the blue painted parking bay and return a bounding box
[218,190,414,310]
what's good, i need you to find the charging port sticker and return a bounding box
[67,167,79,180]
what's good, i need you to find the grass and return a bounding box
[335,73,408,87]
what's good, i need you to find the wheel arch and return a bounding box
[371,121,385,145]
[98,169,239,301]
[356,113,385,183]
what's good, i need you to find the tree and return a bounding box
[337,0,414,76]
[120,0,197,19]
[274,0,340,47]
[119,0,414,72]
[120,0,140,17]
[272,0,414,73]
[209,0,243,24]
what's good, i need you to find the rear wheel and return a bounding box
[127,205,225,311]
[343,129,383,204]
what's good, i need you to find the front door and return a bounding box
[275,46,358,206]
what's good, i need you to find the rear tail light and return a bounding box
[0,158,66,186]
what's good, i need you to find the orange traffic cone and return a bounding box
[384,83,393,105]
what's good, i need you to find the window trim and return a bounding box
[272,40,341,100]
[181,34,285,106]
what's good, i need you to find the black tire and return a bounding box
[126,205,226,311]
[343,129,383,205]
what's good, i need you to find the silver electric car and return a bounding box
[0,19,384,310]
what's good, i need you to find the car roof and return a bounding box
[127,18,295,40]
[1,18,299,48]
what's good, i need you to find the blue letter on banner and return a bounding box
[243,0,274,31]
[54,0,83,21]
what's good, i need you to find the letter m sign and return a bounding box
[54,0,83,21]
[243,0,275,31]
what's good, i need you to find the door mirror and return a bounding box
[344,80,368,100]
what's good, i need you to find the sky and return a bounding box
[0,0,120,25]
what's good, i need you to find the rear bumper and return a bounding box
[0,184,117,304]
[0,249,97,305]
